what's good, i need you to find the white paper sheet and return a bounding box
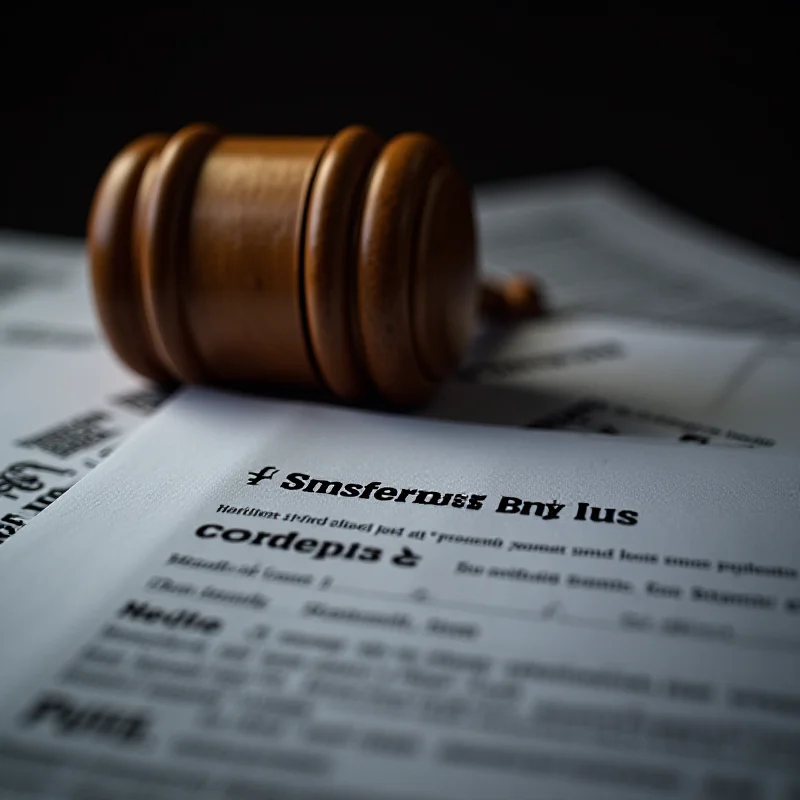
[0,230,84,311]
[0,388,798,799]
[429,315,800,450]
[477,172,800,334]
[0,264,168,546]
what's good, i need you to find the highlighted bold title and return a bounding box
[246,467,640,527]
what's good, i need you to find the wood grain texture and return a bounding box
[185,135,328,386]
[305,126,383,402]
[411,162,477,382]
[140,123,221,383]
[88,134,170,382]
[356,134,444,406]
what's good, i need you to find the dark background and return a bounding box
[1,12,798,259]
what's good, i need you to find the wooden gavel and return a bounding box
[88,123,542,407]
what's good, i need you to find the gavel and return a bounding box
[88,123,542,407]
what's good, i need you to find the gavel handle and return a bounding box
[480,275,545,321]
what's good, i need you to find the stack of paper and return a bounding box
[0,237,169,542]
[0,175,798,799]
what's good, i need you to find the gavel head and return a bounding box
[88,123,479,407]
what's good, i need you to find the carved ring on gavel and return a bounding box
[88,123,543,407]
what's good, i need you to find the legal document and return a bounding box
[478,172,800,333]
[0,230,84,311]
[0,266,167,544]
[445,174,800,449]
[0,388,798,799]
[430,315,800,449]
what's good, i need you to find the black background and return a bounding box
[1,12,798,260]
